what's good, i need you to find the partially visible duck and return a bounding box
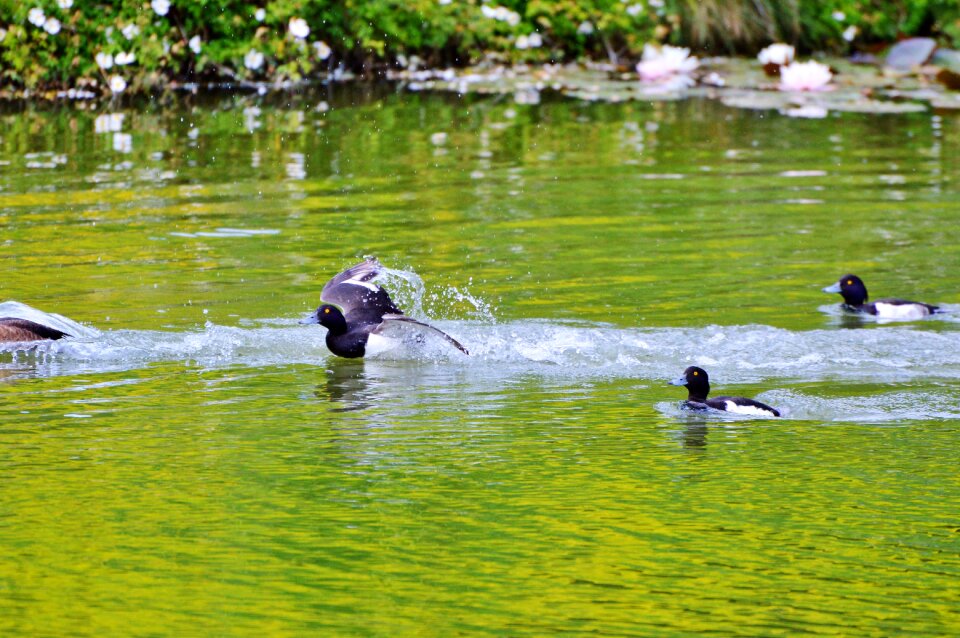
[669,366,780,417]
[300,258,469,359]
[822,274,940,320]
[0,318,70,342]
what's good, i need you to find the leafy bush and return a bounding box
[0,0,958,94]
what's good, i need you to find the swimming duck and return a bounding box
[0,318,71,342]
[822,274,940,319]
[669,366,780,417]
[300,258,469,359]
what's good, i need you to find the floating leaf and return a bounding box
[886,38,937,70]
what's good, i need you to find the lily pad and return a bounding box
[886,38,937,70]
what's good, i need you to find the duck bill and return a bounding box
[299,310,320,325]
[822,282,841,294]
[668,376,688,386]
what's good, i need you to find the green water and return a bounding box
[1,91,959,635]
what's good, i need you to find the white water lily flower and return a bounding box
[313,40,331,60]
[57,0,73,9]
[636,44,699,81]
[289,17,310,39]
[254,8,265,21]
[151,0,170,16]
[189,35,201,54]
[757,43,794,66]
[43,17,61,35]
[115,51,135,65]
[121,23,139,40]
[244,48,264,70]
[779,60,832,91]
[95,52,114,69]
[577,21,594,35]
[109,75,127,93]
[28,8,46,27]
[843,25,858,42]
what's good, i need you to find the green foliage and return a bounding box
[0,0,958,94]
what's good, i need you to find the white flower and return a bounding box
[121,23,140,40]
[779,60,832,91]
[189,35,201,54]
[843,25,858,42]
[649,0,663,6]
[0,28,6,43]
[438,0,452,4]
[626,4,644,16]
[515,35,529,50]
[313,40,331,60]
[244,49,264,70]
[528,32,542,48]
[94,112,124,133]
[95,52,114,69]
[28,8,45,27]
[757,43,794,66]
[832,11,845,21]
[482,5,520,26]
[254,8,265,21]
[57,0,73,9]
[151,0,170,16]
[577,21,594,35]
[289,17,310,39]
[43,17,61,35]
[115,51,135,65]
[636,44,699,81]
[109,75,127,93]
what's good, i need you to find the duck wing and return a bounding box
[0,318,70,342]
[379,315,469,355]
[320,258,402,324]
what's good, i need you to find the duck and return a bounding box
[822,274,940,319]
[300,258,469,359]
[669,366,780,417]
[0,318,71,342]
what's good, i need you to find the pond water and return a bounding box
[2,89,959,635]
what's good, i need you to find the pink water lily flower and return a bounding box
[636,44,699,81]
[779,61,833,91]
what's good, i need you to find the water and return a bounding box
[2,91,959,635]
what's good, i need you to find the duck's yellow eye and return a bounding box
[324,308,331,314]
[693,371,698,376]
[846,280,852,285]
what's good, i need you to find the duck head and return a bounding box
[669,365,710,401]
[823,274,868,306]
[301,304,348,335]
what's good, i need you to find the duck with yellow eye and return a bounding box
[669,366,780,417]
[300,258,469,359]
[822,274,941,320]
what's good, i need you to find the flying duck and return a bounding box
[300,258,469,358]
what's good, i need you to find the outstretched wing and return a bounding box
[379,315,469,355]
[320,258,402,324]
